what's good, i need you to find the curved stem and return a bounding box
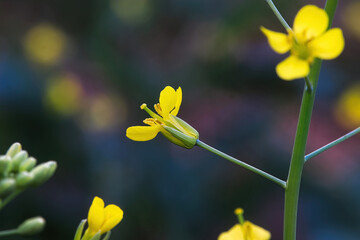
[0,190,22,211]
[265,0,291,30]
[0,229,18,237]
[305,127,360,162]
[196,140,286,188]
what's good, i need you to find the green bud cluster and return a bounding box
[0,142,57,201]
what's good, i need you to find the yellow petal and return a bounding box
[88,197,105,233]
[101,204,124,233]
[171,87,182,116]
[159,86,177,118]
[308,28,344,59]
[276,55,310,80]
[243,221,271,240]
[293,5,328,41]
[260,27,291,54]
[218,224,244,240]
[126,125,161,141]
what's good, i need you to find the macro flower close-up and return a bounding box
[126,86,199,149]
[261,5,344,80]
[82,196,123,239]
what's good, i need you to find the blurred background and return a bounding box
[0,0,359,239]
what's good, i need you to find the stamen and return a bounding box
[143,118,162,126]
[154,103,163,116]
[140,104,163,121]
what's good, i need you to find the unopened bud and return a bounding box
[30,161,57,186]
[19,157,37,172]
[17,217,45,236]
[16,171,35,188]
[12,151,29,172]
[0,178,16,196]
[0,155,12,175]
[6,142,22,158]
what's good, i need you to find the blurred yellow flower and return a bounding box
[218,222,271,240]
[111,0,151,25]
[335,83,360,129]
[83,196,123,238]
[45,73,83,116]
[126,86,199,149]
[261,5,344,80]
[24,23,66,65]
[342,2,360,40]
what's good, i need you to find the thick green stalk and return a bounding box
[283,1,338,239]
[196,140,286,188]
[305,127,360,162]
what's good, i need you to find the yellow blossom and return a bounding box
[218,222,271,240]
[126,86,199,149]
[83,196,123,238]
[261,5,344,80]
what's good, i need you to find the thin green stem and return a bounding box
[0,190,22,211]
[0,229,18,237]
[305,127,360,162]
[265,0,291,31]
[196,140,286,188]
[283,1,338,239]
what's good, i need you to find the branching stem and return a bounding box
[305,127,360,162]
[196,140,286,189]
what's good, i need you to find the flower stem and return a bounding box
[0,190,22,211]
[0,229,18,237]
[265,0,291,31]
[305,127,360,162]
[196,140,286,188]
[283,1,338,239]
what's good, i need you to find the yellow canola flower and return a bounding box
[218,222,271,240]
[126,86,199,149]
[261,5,344,80]
[83,196,123,238]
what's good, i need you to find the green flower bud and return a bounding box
[162,125,197,149]
[30,161,57,186]
[17,217,45,236]
[0,155,12,176]
[16,171,35,188]
[6,142,22,158]
[0,178,16,196]
[19,157,37,172]
[12,151,29,172]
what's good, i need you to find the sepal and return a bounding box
[163,125,197,149]
[74,219,87,240]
